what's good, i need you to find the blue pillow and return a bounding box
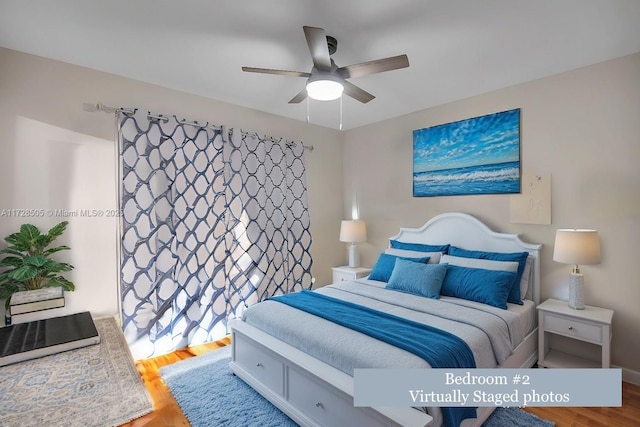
[441,265,516,309]
[386,259,447,299]
[368,253,430,282]
[390,240,450,254]
[448,246,529,305]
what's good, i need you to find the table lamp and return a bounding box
[340,220,367,268]
[553,229,601,309]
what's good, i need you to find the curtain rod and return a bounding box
[83,102,221,131]
[84,102,314,151]
[240,130,314,152]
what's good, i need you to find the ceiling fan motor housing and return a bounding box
[326,36,337,55]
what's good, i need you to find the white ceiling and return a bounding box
[1,0,640,130]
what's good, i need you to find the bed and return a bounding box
[229,212,542,427]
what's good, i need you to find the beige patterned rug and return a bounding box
[0,316,152,427]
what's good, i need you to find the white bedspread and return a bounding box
[242,279,526,374]
[241,279,532,427]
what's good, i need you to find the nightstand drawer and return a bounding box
[331,266,372,283]
[544,313,602,344]
[333,270,355,282]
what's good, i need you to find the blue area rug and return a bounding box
[161,345,553,427]
[483,406,554,426]
[160,345,296,427]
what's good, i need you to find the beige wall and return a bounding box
[0,47,345,319]
[342,52,640,380]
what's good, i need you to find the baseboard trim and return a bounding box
[620,365,640,386]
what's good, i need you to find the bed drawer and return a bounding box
[544,313,602,344]
[234,335,285,395]
[287,365,387,427]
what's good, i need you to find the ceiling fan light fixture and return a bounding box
[242,26,408,105]
[306,79,343,101]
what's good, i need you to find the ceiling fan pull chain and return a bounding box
[306,97,310,124]
[339,95,343,131]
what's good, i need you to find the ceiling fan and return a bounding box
[242,26,409,104]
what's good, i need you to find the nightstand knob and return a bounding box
[568,326,574,330]
[256,362,262,367]
[315,402,323,408]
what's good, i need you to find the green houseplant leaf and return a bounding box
[44,260,74,273]
[24,255,48,267]
[0,256,23,268]
[19,224,41,241]
[43,245,71,256]
[0,283,19,302]
[4,233,31,252]
[8,265,39,281]
[0,248,27,257]
[48,276,75,291]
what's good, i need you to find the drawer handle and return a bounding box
[256,362,262,367]
[315,402,323,408]
[568,326,574,330]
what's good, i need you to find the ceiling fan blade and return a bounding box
[303,26,332,71]
[288,87,308,104]
[338,54,409,79]
[242,67,310,77]
[342,80,375,104]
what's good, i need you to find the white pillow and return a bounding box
[440,254,519,273]
[385,248,442,264]
[521,255,533,301]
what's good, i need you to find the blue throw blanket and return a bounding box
[271,290,477,427]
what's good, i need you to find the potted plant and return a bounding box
[0,221,75,310]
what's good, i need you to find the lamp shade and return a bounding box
[339,220,367,243]
[553,229,601,265]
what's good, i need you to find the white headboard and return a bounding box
[389,212,542,304]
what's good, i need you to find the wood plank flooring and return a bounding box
[120,340,640,427]
[524,380,640,427]
[119,336,231,427]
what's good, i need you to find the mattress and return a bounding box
[243,278,535,372]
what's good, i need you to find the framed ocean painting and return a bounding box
[413,108,521,197]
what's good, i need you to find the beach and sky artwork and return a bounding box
[413,108,521,197]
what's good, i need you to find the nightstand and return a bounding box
[537,298,613,368]
[332,266,372,283]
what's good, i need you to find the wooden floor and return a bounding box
[524,381,640,426]
[119,336,231,427]
[120,340,640,427]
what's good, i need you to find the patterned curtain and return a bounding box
[118,110,312,359]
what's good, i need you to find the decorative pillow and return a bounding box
[440,265,516,309]
[389,240,450,254]
[448,246,529,305]
[440,254,519,273]
[386,259,447,299]
[385,248,442,264]
[368,253,430,282]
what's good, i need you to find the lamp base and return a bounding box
[348,243,360,268]
[568,272,585,310]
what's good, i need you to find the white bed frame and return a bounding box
[229,212,542,427]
